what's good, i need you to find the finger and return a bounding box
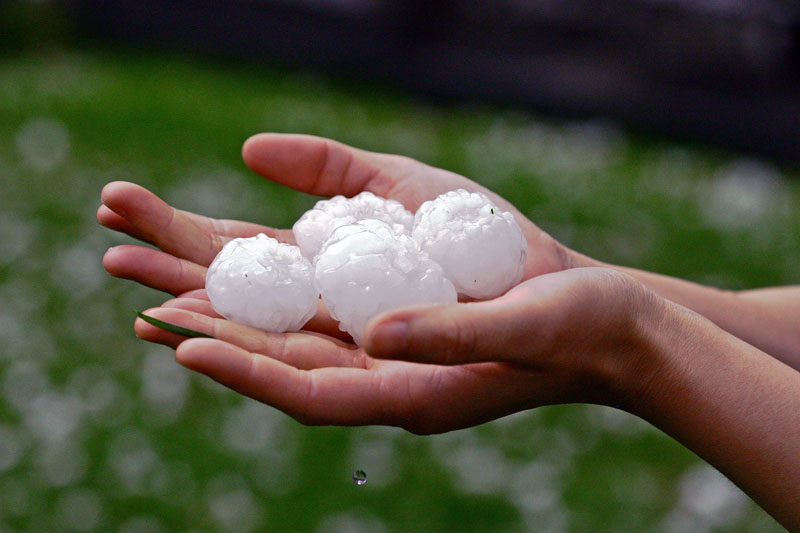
[162,293,351,341]
[241,134,565,279]
[176,338,405,426]
[97,205,153,243]
[101,181,294,266]
[177,288,210,300]
[364,269,630,366]
[211,218,295,243]
[134,308,200,348]
[138,308,361,369]
[175,338,560,431]
[103,245,207,295]
[161,297,222,318]
[242,133,402,199]
[363,283,551,366]
[243,133,540,213]
[102,181,221,265]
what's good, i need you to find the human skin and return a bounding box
[98,134,800,528]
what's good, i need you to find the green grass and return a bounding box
[0,44,796,532]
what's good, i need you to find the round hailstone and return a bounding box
[315,219,457,345]
[205,234,318,332]
[292,192,414,260]
[412,189,527,299]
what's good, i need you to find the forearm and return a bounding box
[626,302,800,530]
[585,254,800,368]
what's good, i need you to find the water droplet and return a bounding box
[351,470,367,486]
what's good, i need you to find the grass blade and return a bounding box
[136,311,214,338]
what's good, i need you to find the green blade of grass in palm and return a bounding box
[136,311,214,338]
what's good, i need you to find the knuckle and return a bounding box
[372,372,418,428]
[455,317,479,355]
[279,370,326,427]
[397,370,449,435]
[295,371,321,423]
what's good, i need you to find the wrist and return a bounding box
[612,293,699,418]
[593,285,682,414]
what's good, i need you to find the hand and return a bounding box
[99,133,576,299]
[101,133,647,432]
[135,267,658,434]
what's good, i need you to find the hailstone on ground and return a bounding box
[314,219,457,345]
[412,189,527,299]
[205,234,318,332]
[292,191,414,260]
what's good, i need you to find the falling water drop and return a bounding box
[351,470,367,486]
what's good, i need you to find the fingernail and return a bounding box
[368,320,409,357]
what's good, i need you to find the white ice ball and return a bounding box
[412,189,527,299]
[315,219,457,345]
[205,234,318,332]
[292,191,414,260]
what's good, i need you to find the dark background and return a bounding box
[66,0,800,163]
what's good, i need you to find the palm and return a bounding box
[137,298,549,433]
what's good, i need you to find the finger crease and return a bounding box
[308,141,330,195]
[171,258,187,296]
[299,370,319,423]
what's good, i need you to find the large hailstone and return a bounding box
[292,191,414,260]
[315,219,457,345]
[205,234,318,332]
[412,189,527,299]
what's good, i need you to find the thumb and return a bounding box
[363,292,537,365]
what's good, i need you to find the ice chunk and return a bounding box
[205,234,318,332]
[412,189,527,299]
[315,219,456,345]
[292,192,413,260]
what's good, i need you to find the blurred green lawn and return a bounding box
[0,44,796,532]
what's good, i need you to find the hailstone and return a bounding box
[205,234,318,332]
[314,219,457,345]
[292,191,414,260]
[412,189,527,299]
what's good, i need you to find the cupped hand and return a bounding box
[99,133,575,298]
[101,133,623,432]
[136,267,659,434]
